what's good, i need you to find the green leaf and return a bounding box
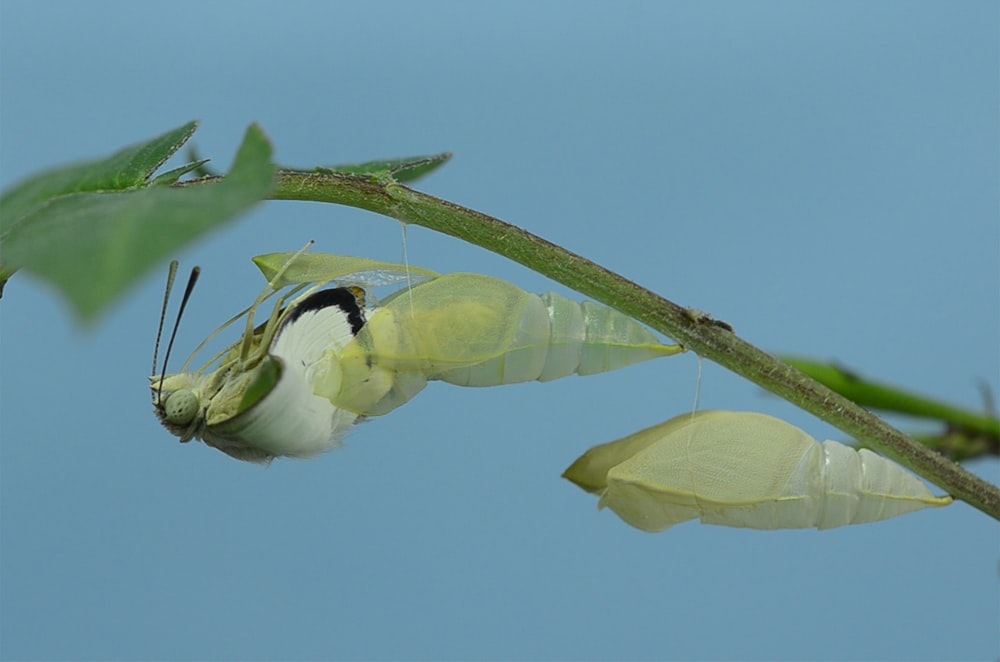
[183,143,221,178]
[308,152,452,184]
[0,121,201,296]
[150,160,212,187]
[0,121,200,237]
[1,124,276,322]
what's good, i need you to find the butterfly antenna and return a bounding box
[152,260,179,379]
[156,265,202,400]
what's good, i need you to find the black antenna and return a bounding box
[154,264,201,401]
[152,261,179,379]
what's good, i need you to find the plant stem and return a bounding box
[271,170,1000,522]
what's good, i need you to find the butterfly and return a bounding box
[150,248,682,463]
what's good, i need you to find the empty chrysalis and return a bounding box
[563,410,952,531]
[150,249,683,463]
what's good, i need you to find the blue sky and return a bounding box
[1,2,997,660]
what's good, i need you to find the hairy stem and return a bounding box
[271,170,1000,522]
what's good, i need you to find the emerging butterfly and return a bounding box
[150,247,683,463]
[563,410,953,531]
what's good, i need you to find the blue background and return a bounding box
[2,2,997,660]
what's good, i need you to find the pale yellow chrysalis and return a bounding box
[563,410,953,531]
[328,272,683,414]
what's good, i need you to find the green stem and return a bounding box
[270,170,1000,522]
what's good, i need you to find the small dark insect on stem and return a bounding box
[153,262,201,402]
[683,307,735,333]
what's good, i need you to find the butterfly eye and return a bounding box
[164,390,199,425]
